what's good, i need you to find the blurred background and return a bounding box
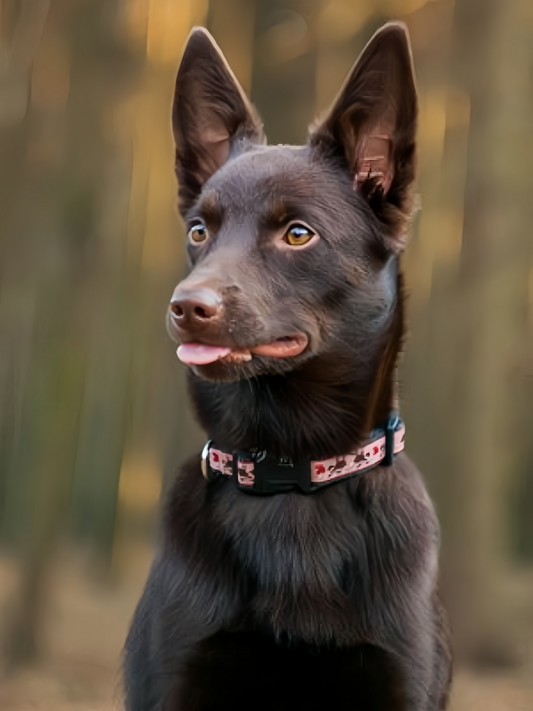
[0,0,532,708]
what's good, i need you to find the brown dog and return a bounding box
[123,22,452,710]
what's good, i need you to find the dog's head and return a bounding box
[167,24,417,385]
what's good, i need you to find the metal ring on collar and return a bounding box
[200,439,213,480]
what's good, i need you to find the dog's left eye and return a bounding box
[284,224,315,247]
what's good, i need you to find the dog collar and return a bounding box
[200,414,405,495]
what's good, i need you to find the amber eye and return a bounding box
[188,223,209,244]
[284,223,316,247]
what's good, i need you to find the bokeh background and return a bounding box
[0,0,532,708]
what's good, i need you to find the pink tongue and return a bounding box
[177,343,231,365]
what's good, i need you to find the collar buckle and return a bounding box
[232,451,311,495]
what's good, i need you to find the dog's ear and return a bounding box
[310,23,417,250]
[173,27,265,215]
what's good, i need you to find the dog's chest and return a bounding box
[216,487,374,641]
[220,490,347,581]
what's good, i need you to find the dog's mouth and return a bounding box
[177,334,309,365]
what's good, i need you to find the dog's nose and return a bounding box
[170,287,222,327]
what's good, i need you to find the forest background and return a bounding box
[0,0,533,709]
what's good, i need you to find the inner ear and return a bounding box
[354,120,394,193]
[196,112,231,171]
[310,23,417,247]
[173,27,265,214]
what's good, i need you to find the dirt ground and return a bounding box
[1,551,532,710]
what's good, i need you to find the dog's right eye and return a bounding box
[188,223,209,244]
[282,222,318,248]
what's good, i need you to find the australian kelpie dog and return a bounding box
[123,22,452,711]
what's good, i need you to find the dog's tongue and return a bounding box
[177,343,231,365]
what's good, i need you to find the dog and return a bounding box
[123,22,452,711]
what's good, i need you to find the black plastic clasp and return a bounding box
[232,451,312,495]
[382,413,399,467]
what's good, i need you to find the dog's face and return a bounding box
[168,25,417,383]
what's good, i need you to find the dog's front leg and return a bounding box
[380,603,450,711]
[123,553,240,711]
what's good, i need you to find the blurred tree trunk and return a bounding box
[4,307,85,664]
[0,0,142,664]
[207,0,256,93]
[250,0,322,145]
[428,0,533,664]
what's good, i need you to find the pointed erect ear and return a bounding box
[173,27,265,215]
[310,23,418,250]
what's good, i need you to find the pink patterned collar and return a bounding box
[200,415,405,495]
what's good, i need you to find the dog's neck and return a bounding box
[189,297,403,461]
